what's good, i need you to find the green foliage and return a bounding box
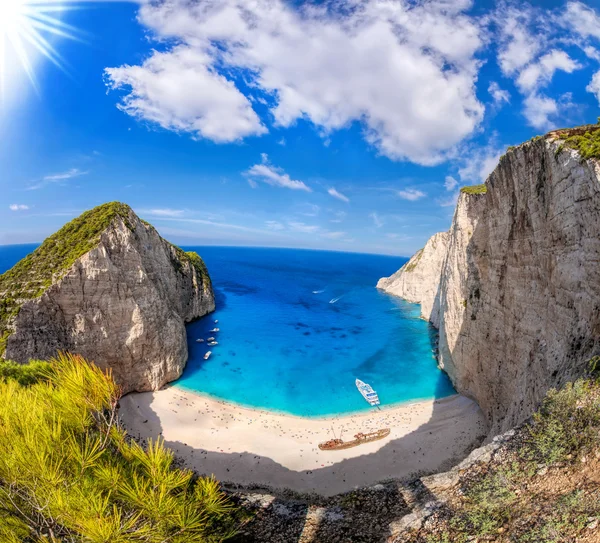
[0,359,52,386]
[451,468,519,536]
[460,184,487,195]
[0,352,240,542]
[522,378,600,465]
[561,128,600,160]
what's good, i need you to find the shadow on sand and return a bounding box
[121,368,487,542]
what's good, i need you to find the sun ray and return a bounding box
[0,0,121,102]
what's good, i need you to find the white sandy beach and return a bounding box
[120,386,487,496]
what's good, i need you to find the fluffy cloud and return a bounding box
[396,188,426,201]
[488,82,510,105]
[458,142,505,184]
[494,3,590,130]
[516,50,580,93]
[9,204,29,211]
[105,47,266,142]
[245,154,311,191]
[328,188,349,203]
[522,94,559,130]
[587,71,600,104]
[106,0,486,164]
[561,1,600,40]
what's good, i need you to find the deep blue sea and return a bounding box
[0,244,454,416]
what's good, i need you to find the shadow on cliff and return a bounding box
[123,367,487,542]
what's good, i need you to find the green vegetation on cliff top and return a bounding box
[0,353,241,541]
[460,184,487,195]
[557,125,600,160]
[0,201,210,355]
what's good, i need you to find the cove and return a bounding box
[178,246,455,416]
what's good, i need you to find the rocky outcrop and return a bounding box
[379,129,600,435]
[376,232,449,327]
[1,203,214,393]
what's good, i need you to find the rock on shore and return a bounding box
[1,202,214,393]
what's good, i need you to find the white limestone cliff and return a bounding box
[379,130,600,435]
[3,205,214,394]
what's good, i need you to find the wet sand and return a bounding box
[119,387,487,496]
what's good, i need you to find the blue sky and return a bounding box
[1,0,600,256]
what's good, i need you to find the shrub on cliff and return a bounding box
[0,353,240,542]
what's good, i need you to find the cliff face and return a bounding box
[376,232,449,328]
[379,130,600,435]
[1,203,214,394]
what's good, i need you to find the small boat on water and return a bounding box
[214,319,219,323]
[204,351,212,360]
[209,328,220,333]
[208,341,218,346]
[356,379,380,407]
[196,339,204,343]
[318,428,390,451]
[207,337,215,341]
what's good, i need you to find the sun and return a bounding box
[0,0,87,97]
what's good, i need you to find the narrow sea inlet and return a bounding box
[178,246,455,416]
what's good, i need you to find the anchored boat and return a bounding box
[318,429,390,451]
[355,379,380,407]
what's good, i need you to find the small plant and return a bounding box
[460,184,487,195]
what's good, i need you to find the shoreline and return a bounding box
[173,383,457,421]
[119,385,487,496]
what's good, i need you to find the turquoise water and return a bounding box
[0,244,455,416]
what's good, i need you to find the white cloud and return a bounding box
[444,175,459,191]
[27,168,88,190]
[245,154,311,192]
[584,46,600,62]
[370,212,383,228]
[516,50,580,93]
[561,1,600,40]
[105,46,267,143]
[288,221,319,233]
[494,5,585,129]
[396,188,426,201]
[587,71,600,105]
[320,231,346,240]
[488,81,510,105]
[9,204,29,211]
[140,208,186,218]
[328,187,349,203]
[265,220,285,230]
[523,94,559,130]
[111,0,486,164]
[459,142,504,184]
[497,7,541,76]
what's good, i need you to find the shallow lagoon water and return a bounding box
[0,244,455,416]
[179,246,454,416]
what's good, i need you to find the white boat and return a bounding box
[214,320,219,323]
[209,328,219,332]
[204,351,212,360]
[355,379,380,407]
[208,341,218,346]
[196,339,204,343]
[207,337,215,341]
